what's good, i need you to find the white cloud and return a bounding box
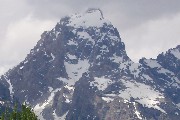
[121,13,180,62]
[0,14,56,75]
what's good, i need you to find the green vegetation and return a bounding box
[0,104,38,120]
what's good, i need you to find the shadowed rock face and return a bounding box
[0,9,180,120]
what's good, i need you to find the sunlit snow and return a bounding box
[133,102,142,119]
[77,31,95,45]
[118,79,166,113]
[102,97,114,103]
[53,110,68,120]
[109,54,123,63]
[64,59,90,86]
[34,88,61,120]
[129,63,141,78]
[177,103,180,108]
[144,59,162,68]
[67,39,78,46]
[50,53,55,62]
[67,53,77,60]
[170,49,180,59]
[144,59,175,76]
[67,9,110,28]
[90,77,114,91]
[20,66,24,69]
[0,101,4,105]
[5,76,14,97]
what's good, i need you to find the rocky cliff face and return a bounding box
[0,9,180,120]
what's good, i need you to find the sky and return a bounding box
[0,0,180,75]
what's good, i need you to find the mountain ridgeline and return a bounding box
[0,9,180,120]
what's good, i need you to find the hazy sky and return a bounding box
[0,0,180,75]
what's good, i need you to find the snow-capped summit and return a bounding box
[0,9,179,120]
[66,8,109,28]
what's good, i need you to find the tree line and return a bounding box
[0,103,38,120]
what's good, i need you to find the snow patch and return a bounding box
[57,77,68,84]
[67,53,77,60]
[6,78,13,97]
[24,60,28,64]
[20,66,24,69]
[133,102,142,119]
[144,59,162,68]
[77,31,95,45]
[170,49,180,59]
[177,103,180,108]
[100,45,109,53]
[64,59,90,86]
[129,63,141,78]
[63,93,71,104]
[109,54,123,63]
[64,85,74,91]
[65,98,71,103]
[67,10,110,28]
[105,94,117,97]
[67,39,78,46]
[102,97,114,103]
[90,77,114,91]
[108,35,119,42]
[135,108,142,119]
[55,31,61,38]
[50,53,55,62]
[53,110,68,120]
[0,101,4,105]
[175,112,179,115]
[34,88,61,120]
[144,59,175,76]
[157,68,174,75]
[118,79,166,113]
[141,74,153,81]
[48,87,53,92]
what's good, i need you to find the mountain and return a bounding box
[0,9,180,120]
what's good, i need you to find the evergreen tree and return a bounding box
[0,103,38,120]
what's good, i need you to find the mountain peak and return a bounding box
[0,9,180,120]
[67,9,110,28]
